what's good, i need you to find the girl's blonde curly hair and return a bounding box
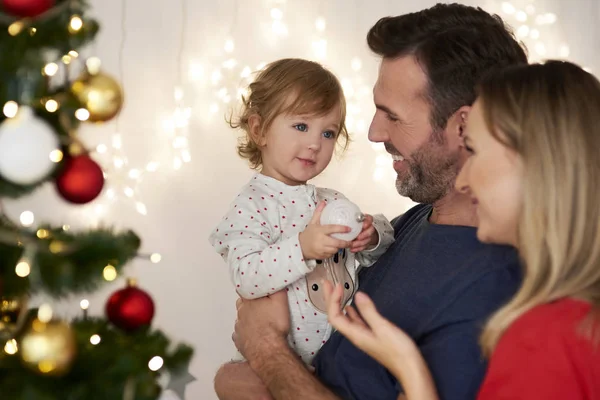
[229,58,350,170]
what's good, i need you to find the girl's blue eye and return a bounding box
[294,123,308,132]
[323,131,335,139]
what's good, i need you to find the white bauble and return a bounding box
[320,198,365,241]
[0,106,59,185]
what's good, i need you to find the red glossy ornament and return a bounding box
[106,279,155,332]
[1,0,55,18]
[55,155,104,204]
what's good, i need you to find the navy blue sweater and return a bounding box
[313,204,521,400]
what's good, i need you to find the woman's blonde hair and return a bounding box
[478,60,600,356]
[229,58,349,170]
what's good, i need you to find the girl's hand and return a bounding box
[350,214,378,253]
[299,201,352,260]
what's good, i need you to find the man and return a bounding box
[215,4,528,399]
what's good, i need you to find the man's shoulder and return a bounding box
[390,204,431,236]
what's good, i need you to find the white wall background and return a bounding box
[4,0,599,398]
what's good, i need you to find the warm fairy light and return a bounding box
[62,55,72,64]
[103,264,117,281]
[86,57,102,75]
[49,149,63,163]
[516,25,530,39]
[515,10,527,22]
[43,63,59,76]
[90,334,101,345]
[36,229,50,239]
[20,211,34,226]
[15,261,31,277]
[75,108,90,121]
[8,21,24,36]
[80,299,90,310]
[4,339,18,355]
[148,356,164,371]
[68,50,79,58]
[146,162,159,172]
[501,2,515,14]
[315,17,326,32]
[45,99,59,112]
[150,253,162,263]
[135,202,148,215]
[69,15,83,32]
[38,304,53,323]
[3,101,18,118]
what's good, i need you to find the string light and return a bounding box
[43,62,59,76]
[49,149,63,163]
[38,304,53,323]
[80,299,90,310]
[7,21,24,36]
[148,356,164,371]
[15,261,31,277]
[44,99,59,112]
[3,101,18,118]
[495,2,567,63]
[4,339,18,355]
[96,136,149,216]
[90,334,101,345]
[68,15,83,33]
[315,16,326,32]
[75,108,90,121]
[103,264,117,281]
[19,211,34,227]
[150,253,162,263]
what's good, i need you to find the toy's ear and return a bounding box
[248,114,266,147]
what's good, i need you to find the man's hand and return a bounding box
[233,290,291,362]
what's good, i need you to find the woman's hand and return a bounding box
[323,281,439,400]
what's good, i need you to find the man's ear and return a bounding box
[447,105,471,147]
[248,114,266,147]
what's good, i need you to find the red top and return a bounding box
[478,298,600,400]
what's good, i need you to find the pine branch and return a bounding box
[0,316,194,400]
[0,218,141,298]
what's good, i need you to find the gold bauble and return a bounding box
[71,71,124,122]
[0,295,28,341]
[19,319,76,376]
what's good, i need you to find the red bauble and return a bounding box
[1,0,55,18]
[106,279,155,332]
[55,155,104,204]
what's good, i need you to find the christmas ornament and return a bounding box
[320,199,365,241]
[106,278,155,332]
[71,71,124,122]
[55,154,104,204]
[20,319,76,376]
[0,295,28,341]
[165,360,196,400]
[1,0,55,18]
[0,106,59,185]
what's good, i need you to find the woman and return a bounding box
[324,60,600,399]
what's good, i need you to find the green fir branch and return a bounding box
[0,316,194,400]
[0,218,141,298]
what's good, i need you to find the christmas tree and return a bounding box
[0,1,193,398]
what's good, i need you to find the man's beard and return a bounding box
[395,133,460,204]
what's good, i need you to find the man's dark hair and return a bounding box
[367,3,528,131]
